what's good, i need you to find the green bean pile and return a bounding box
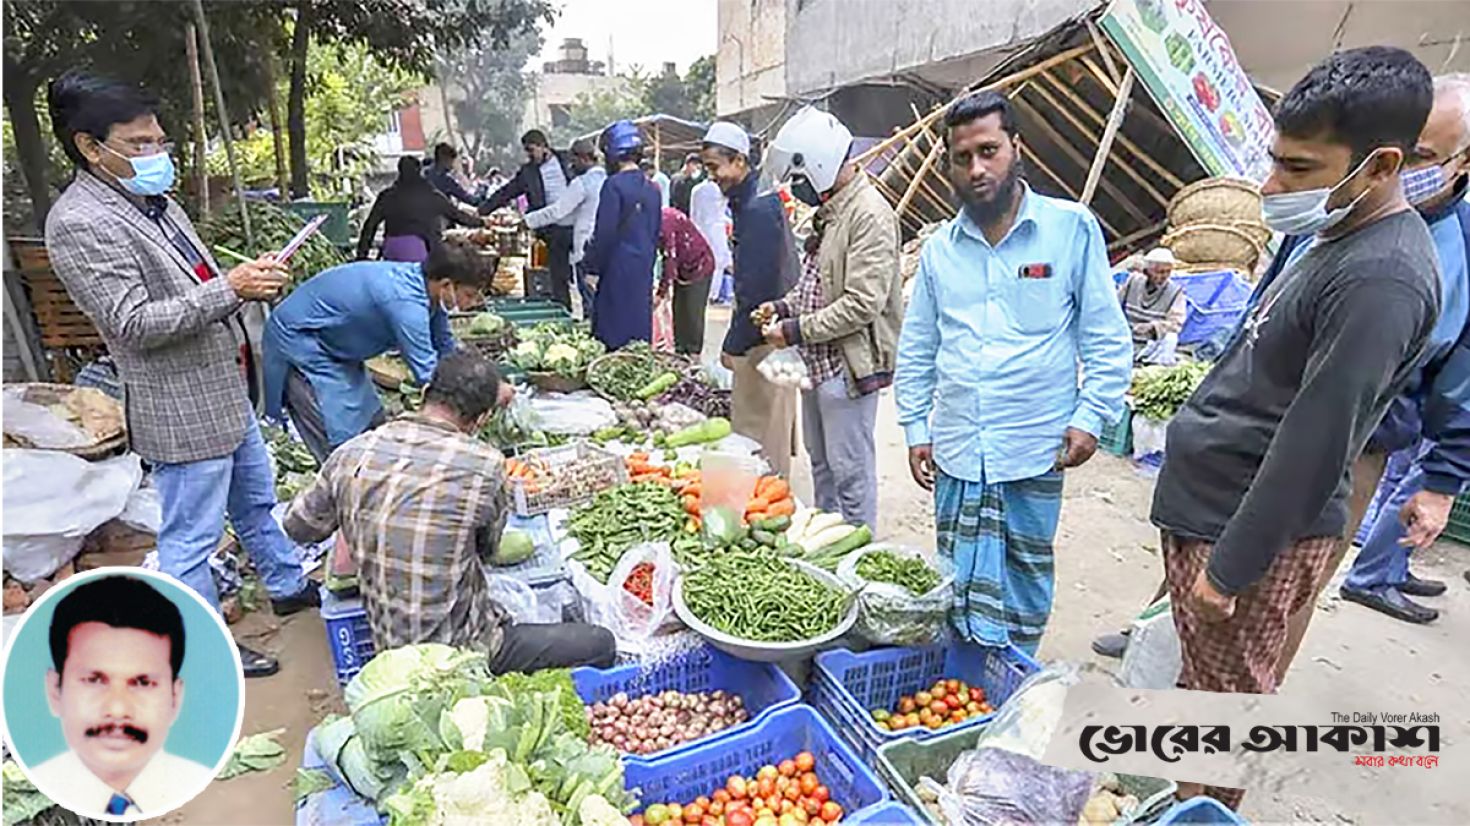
[682,552,849,642]
[568,483,687,582]
[855,549,942,595]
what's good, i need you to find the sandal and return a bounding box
[237,643,280,678]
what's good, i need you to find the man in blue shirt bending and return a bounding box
[262,243,487,462]
[895,91,1132,655]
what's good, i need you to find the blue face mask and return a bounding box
[1260,150,1384,235]
[102,144,175,196]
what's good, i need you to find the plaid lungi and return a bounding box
[935,470,1064,655]
[1162,531,1339,809]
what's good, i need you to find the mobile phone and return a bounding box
[276,214,329,265]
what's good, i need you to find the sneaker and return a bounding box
[237,643,280,678]
[1091,630,1131,659]
[1398,573,1446,598]
[1339,585,1438,624]
[271,584,322,617]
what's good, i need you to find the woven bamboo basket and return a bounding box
[1161,222,1266,270]
[2,383,127,459]
[585,350,688,402]
[1167,177,1263,227]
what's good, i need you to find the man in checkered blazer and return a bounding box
[43,70,317,678]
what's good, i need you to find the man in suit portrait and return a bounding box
[42,70,318,678]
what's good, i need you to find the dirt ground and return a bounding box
[169,308,1470,825]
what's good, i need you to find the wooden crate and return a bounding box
[8,237,104,349]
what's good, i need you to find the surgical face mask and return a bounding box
[101,143,175,196]
[1261,151,1387,235]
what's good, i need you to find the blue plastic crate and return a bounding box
[810,641,1040,764]
[1156,797,1247,824]
[1173,270,1252,345]
[321,588,376,687]
[572,643,800,764]
[295,729,385,826]
[622,704,889,819]
[846,801,929,825]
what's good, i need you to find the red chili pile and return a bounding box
[624,561,656,605]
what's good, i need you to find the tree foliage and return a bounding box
[549,55,716,151]
[437,30,543,171]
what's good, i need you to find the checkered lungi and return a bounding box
[1162,531,1340,809]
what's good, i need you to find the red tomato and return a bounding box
[713,790,731,805]
[783,782,801,801]
[821,802,843,822]
[794,751,816,773]
[812,786,831,804]
[803,798,823,817]
[944,694,963,710]
[683,803,704,823]
[727,810,755,826]
[946,678,961,693]
[696,797,711,810]
[780,799,795,814]
[778,759,797,777]
[630,816,645,826]
[727,776,748,800]
[757,777,776,799]
[799,773,819,796]
[767,795,782,812]
[969,687,984,702]
[928,700,947,715]
[701,817,720,826]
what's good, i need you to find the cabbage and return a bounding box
[315,714,403,803]
[491,529,537,566]
[344,645,490,764]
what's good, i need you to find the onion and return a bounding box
[611,692,629,708]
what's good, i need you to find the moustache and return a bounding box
[85,723,149,744]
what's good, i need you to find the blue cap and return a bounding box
[601,120,643,159]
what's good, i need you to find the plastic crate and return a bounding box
[321,588,376,687]
[1101,405,1134,457]
[507,442,626,516]
[622,704,889,819]
[1156,797,1247,824]
[846,802,928,825]
[283,201,352,247]
[572,643,801,764]
[809,641,1039,765]
[1174,270,1251,345]
[295,729,385,826]
[1438,492,1470,546]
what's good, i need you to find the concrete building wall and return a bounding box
[717,0,788,118]
[523,73,629,132]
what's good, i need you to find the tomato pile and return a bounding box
[624,561,656,605]
[631,751,846,826]
[871,678,993,732]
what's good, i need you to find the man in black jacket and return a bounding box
[669,153,702,216]
[482,129,577,310]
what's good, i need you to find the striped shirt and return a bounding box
[283,414,510,654]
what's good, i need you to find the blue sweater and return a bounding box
[1254,191,1470,494]
[723,172,800,356]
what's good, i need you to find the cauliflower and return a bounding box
[578,794,632,826]
[384,750,558,826]
[513,340,544,369]
[543,342,583,376]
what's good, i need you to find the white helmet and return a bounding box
[765,107,854,203]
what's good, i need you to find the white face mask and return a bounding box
[1261,150,1391,235]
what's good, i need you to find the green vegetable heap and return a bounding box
[586,342,680,402]
[262,422,319,501]
[569,483,687,582]
[1130,360,1212,421]
[854,550,941,596]
[682,551,849,642]
[197,200,346,288]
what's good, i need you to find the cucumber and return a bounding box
[754,515,791,533]
[751,529,777,547]
[813,524,872,560]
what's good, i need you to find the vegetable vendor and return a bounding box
[582,120,662,350]
[1117,246,1186,364]
[283,352,616,674]
[895,91,1132,656]
[702,121,802,476]
[759,107,903,532]
[262,243,488,463]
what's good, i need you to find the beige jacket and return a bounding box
[794,173,903,396]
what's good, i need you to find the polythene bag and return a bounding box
[2,450,142,583]
[836,545,954,646]
[1,392,92,448]
[486,571,560,624]
[528,391,617,435]
[756,345,811,389]
[1131,415,1169,460]
[932,662,1095,825]
[567,541,677,654]
[1119,597,1181,689]
[698,451,759,544]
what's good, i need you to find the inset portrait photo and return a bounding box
[1,568,244,822]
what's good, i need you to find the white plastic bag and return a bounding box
[118,486,162,535]
[1,392,92,448]
[528,391,617,435]
[1131,416,1169,459]
[756,346,811,389]
[567,541,677,654]
[2,451,142,583]
[837,545,954,646]
[487,571,559,624]
[1119,597,1181,689]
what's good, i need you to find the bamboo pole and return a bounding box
[190,0,252,247]
[1039,67,1186,191]
[1028,73,1171,204]
[1019,144,1122,238]
[1107,219,1166,253]
[184,23,209,214]
[1011,94,1149,225]
[1086,19,1123,87]
[1081,68,1135,205]
[896,135,945,218]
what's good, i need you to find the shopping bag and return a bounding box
[567,541,678,654]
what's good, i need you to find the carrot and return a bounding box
[683,495,701,515]
[765,498,796,517]
[745,496,770,513]
[681,483,702,499]
[763,478,791,502]
[745,510,767,524]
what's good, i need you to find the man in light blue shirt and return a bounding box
[895,91,1132,654]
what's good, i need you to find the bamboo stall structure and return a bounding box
[854,7,1215,257]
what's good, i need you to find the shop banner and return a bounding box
[1101,0,1274,181]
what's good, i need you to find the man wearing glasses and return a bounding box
[43,70,318,678]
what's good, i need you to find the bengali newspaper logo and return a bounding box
[1079,716,1441,768]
